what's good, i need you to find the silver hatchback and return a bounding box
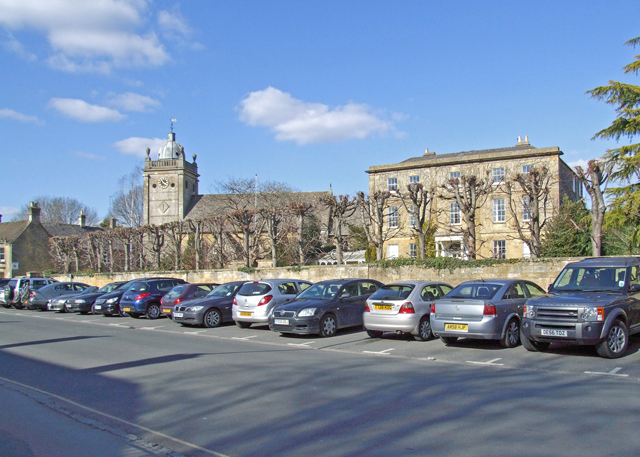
[363,281,453,341]
[232,279,313,328]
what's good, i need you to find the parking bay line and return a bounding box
[139,326,165,330]
[362,348,395,355]
[466,358,504,366]
[287,341,316,347]
[232,335,257,340]
[584,367,629,377]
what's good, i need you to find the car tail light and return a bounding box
[364,303,370,312]
[430,303,436,314]
[483,303,497,316]
[233,297,238,306]
[30,292,36,298]
[258,295,273,306]
[135,292,150,301]
[174,298,183,305]
[399,302,415,314]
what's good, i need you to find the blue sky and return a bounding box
[1,0,639,221]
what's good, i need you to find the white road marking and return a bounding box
[232,335,257,340]
[140,326,165,330]
[287,341,316,347]
[466,358,504,366]
[584,367,629,377]
[363,348,395,355]
[185,330,207,335]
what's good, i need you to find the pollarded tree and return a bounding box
[587,36,640,243]
[398,182,436,259]
[320,194,358,265]
[357,190,402,260]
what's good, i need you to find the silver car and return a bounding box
[363,281,453,341]
[233,279,313,328]
[431,279,546,348]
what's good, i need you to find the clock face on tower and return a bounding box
[159,177,169,189]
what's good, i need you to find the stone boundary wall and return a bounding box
[57,257,584,289]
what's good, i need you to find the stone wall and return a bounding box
[59,257,582,289]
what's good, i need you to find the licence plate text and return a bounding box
[94,305,101,309]
[541,329,568,337]
[374,304,393,310]
[239,312,252,317]
[123,307,131,312]
[274,319,289,325]
[445,323,468,332]
[173,312,183,318]
[162,309,171,313]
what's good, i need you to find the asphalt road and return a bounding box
[1,308,640,457]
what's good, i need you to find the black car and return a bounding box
[65,281,128,314]
[173,281,248,328]
[521,257,640,358]
[269,279,383,337]
[93,277,174,317]
[120,278,187,319]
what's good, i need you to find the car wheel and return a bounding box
[520,331,550,352]
[203,309,222,328]
[414,316,433,342]
[596,320,629,359]
[236,320,252,329]
[146,304,161,320]
[366,329,383,339]
[440,336,458,345]
[500,318,520,348]
[319,314,337,338]
[128,312,142,319]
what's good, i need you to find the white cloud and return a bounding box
[106,92,161,112]
[0,206,19,218]
[0,0,170,72]
[48,98,125,122]
[238,87,398,145]
[114,136,165,157]
[1,30,36,60]
[567,159,590,169]
[158,8,191,39]
[0,108,42,124]
[73,151,105,160]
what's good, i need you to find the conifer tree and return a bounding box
[540,196,591,258]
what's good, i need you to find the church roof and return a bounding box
[0,220,29,243]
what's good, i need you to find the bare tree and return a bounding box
[204,216,229,269]
[321,194,358,265]
[112,227,136,272]
[258,180,297,267]
[441,171,494,259]
[357,190,403,260]
[163,221,186,270]
[144,225,165,269]
[49,237,74,274]
[398,182,436,259]
[108,165,144,228]
[574,159,614,257]
[505,165,553,259]
[289,201,315,265]
[14,196,99,225]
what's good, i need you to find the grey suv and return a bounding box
[521,257,640,359]
[1,277,58,309]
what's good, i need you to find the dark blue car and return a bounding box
[120,278,187,319]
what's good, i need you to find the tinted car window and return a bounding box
[165,285,188,299]
[359,282,379,295]
[554,267,626,291]
[32,280,47,288]
[238,283,272,296]
[370,285,414,300]
[298,283,342,299]
[209,283,242,297]
[439,284,453,295]
[278,282,298,295]
[299,282,311,291]
[194,285,212,297]
[342,283,359,297]
[446,283,502,300]
[73,284,88,291]
[525,282,545,297]
[505,283,526,299]
[421,285,441,300]
[97,283,123,294]
[129,283,150,293]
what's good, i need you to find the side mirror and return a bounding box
[340,293,352,299]
[629,284,640,293]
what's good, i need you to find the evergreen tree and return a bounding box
[540,196,591,258]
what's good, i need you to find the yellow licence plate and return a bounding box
[163,309,171,313]
[239,312,252,317]
[123,307,131,312]
[374,305,393,310]
[445,323,468,332]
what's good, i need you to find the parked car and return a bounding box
[363,281,453,341]
[120,278,187,319]
[48,286,98,312]
[173,281,249,328]
[93,278,174,317]
[521,257,640,359]
[27,282,92,311]
[0,279,11,308]
[65,281,128,314]
[160,283,219,316]
[1,277,58,309]
[233,279,313,328]
[269,279,383,337]
[431,279,546,348]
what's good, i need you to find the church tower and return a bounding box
[142,131,199,226]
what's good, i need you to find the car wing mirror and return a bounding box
[340,293,352,299]
[629,284,640,293]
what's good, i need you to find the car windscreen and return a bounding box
[79,286,99,294]
[369,285,414,301]
[297,283,343,300]
[164,285,188,299]
[208,283,242,297]
[98,283,122,293]
[128,283,150,293]
[445,283,502,300]
[238,283,272,296]
[553,266,627,292]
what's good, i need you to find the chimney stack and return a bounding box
[516,135,530,146]
[78,210,86,227]
[28,202,41,223]
[423,148,435,156]
[109,217,117,229]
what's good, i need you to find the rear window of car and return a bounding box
[370,285,414,301]
[445,283,502,300]
[98,283,123,294]
[8,279,17,287]
[165,285,188,298]
[209,283,243,297]
[32,280,48,289]
[129,283,150,293]
[238,283,272,296]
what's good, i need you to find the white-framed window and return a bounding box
[522,164,533,175]
[409,243,417,258]
[492,167,505,184]
[388,206,398,228]
[493,240,506,259]
[409,205,416,228]
[387,244,399,259]
[493,199,506,223]
[523,242,531,259]
[449,202,461,225]
[449,171,461,185]
[0,248,4,263]
[573,177,583,198]
[409,175,420,184]
[522,196,531,221]
[387,177,398,192]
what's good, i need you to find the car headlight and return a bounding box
[188,306,204,312]
[75,299,86,304]
[297,308,316,317]
[523,305,536,319]
[106,297,118,304]
[581,307,604,322]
